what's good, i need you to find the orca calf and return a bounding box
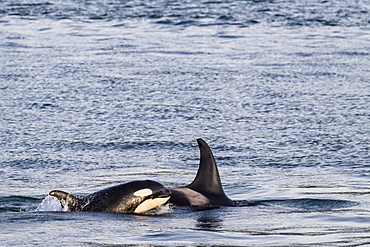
[169,139,235,207]
[49,180,171,214]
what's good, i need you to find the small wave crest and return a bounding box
[35,195,62,212]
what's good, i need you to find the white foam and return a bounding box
[35,195,62,212]
[142,203,173,215]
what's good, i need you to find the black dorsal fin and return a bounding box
[49,190,80,210]
[187,139,227,197]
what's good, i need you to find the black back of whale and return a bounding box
[169,139,234,207]
[50,180,171,213]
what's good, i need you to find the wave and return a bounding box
[1,0,369,27]
[28,139,191,152]
[237,198,359,212]
[0,196,41,212]
[1,195,357,214]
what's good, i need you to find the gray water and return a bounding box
[1,0,370,246]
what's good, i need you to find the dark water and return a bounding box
[1,0,370,246]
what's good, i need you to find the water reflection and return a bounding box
[195,213,223,231]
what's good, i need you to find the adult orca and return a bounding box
[169,139,235,207]
[49,180,171,214]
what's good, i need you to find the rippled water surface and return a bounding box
[1,0,370,246]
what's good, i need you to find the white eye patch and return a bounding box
[133,188,153,197]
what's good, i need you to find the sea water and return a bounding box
[1,0,370,246]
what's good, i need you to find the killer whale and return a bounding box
[169,139,235,207]
[49,180,171,214]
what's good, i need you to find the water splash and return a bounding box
[35,195,62,212]
[142,204,173,216]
